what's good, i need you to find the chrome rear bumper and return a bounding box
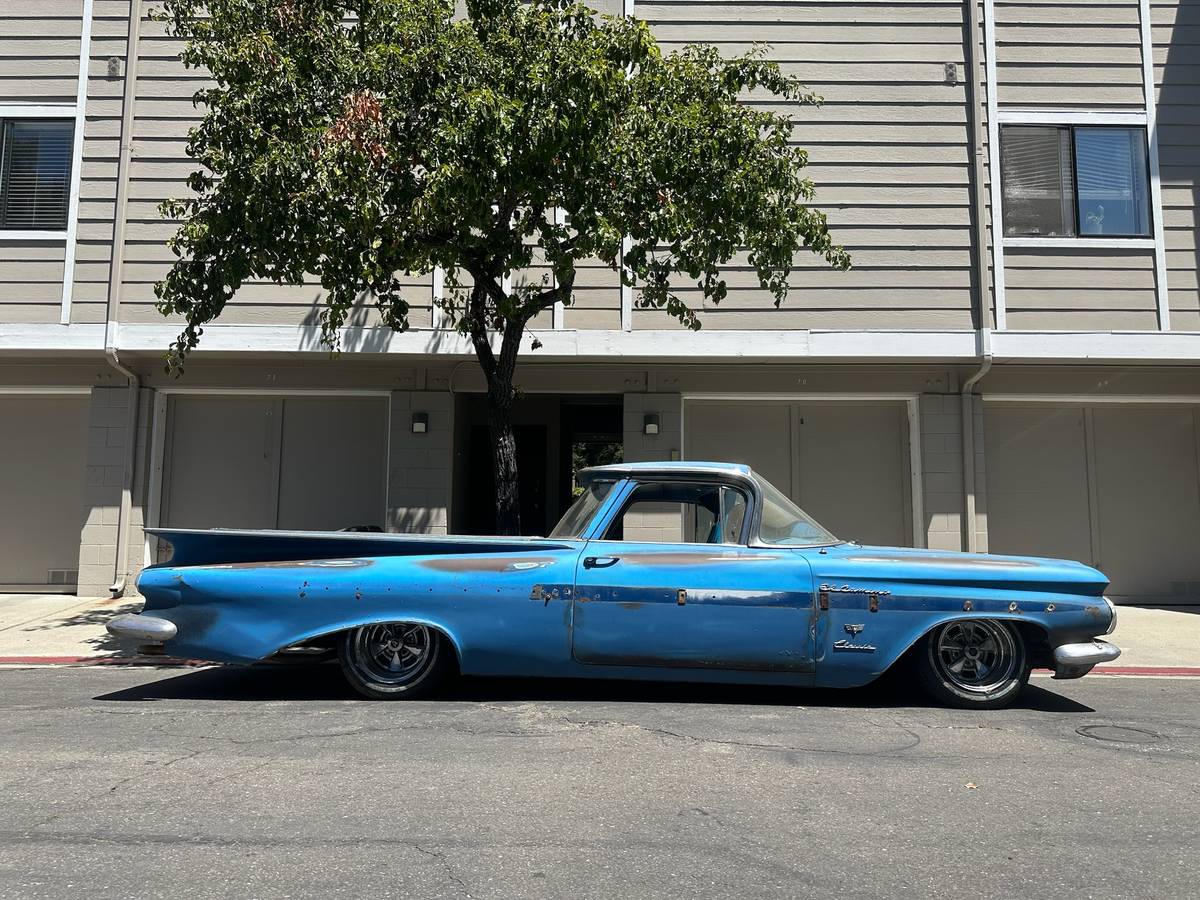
[106,614,177,643]
[1052,640,1121,679]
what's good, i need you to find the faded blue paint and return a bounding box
[135,465,1115,689]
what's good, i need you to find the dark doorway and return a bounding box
[456,395,622,536]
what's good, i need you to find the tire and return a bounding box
[916,619,1030,709]
[337,622,453,700]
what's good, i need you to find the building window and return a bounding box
[0,119,74,231]
[1000,125,1150,238]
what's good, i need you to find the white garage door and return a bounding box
[160,396,388,531]
[684,399,913,547]
[985,403,1200,605]
[0,394,89,590]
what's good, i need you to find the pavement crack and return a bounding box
[412,844,475,899]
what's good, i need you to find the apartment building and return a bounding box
[1,0,1198,605]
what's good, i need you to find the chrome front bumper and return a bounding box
[106,614,177,643]
[1052,640,1121,679]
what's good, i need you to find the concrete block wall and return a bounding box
[919,392,965,552]
[622,393,681,463]
[970,397,989,553]
[387,390,453,534]
[77,384,153,598]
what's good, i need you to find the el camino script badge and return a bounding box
[833,639,877,652]
[835,624,876,652]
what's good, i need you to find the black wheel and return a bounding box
[916,619,1030,709]
[337,622,453,700]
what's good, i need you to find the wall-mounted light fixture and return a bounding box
[643,413,660,436]
[411,412,428,434]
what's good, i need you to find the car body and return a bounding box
[109,462,1120,706]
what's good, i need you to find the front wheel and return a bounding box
[338,622,453,700]
[916,619,1029,709]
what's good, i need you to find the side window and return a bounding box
[0,119,74,231]
[603,481,748,545]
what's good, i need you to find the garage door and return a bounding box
[985,403,1200,605]
[0,394,89,590]
[684,400,913,546]
[160,396,388,531]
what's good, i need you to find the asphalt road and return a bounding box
[1,666,1197,900]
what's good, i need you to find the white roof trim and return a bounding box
[5,324,1200,363]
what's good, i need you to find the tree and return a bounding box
[155,0,851,535]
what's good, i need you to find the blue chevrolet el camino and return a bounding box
[109,462,1120,708]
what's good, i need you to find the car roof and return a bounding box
[578,461,755,483]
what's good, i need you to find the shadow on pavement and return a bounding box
[92,663,1095,713]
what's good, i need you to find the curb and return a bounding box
[1032,666,1200,677]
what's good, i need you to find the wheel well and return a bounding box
[893,618,1054,672]
[280,621,463,673]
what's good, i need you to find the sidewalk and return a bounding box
[1,593,1198,670]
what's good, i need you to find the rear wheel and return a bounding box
[338,622,452,700]
[917,619,1029,709]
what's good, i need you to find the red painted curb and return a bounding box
[0,655,213,667]
[1033,665,1200,677]
[1093,666,1200,676]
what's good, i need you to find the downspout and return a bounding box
[961,0,993,553]
[103,1,145,597]
[960,329,991,553]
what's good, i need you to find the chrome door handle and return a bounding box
[583,556,620,569]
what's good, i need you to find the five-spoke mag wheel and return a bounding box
[918,618,1029,708]
[338,622,452,700]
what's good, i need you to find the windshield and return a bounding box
[550,480,615,538]
[755,475,838,546]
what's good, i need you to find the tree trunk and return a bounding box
[477,318,526,536]
[487,374,521,536]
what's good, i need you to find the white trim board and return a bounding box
[995,109,1148,126]
[8,323,1200,362]
[0,104,75,118]
[0,386,92,395]
[984,394,1200,405]
[679,393,926,549]
[1139,0,1171,330]
[1002,237,1155,250]
[981,0,1006,331]
[61,0,94,325]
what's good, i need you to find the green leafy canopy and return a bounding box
[155,0,851,370]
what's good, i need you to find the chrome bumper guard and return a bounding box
[1052,640,1121,679]
[106,614,177,643]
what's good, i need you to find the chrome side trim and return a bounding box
[106,614,177,643]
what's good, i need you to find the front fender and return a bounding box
[812,586,1113,689]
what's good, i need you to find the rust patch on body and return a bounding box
[618,602,643,611]
[844,554,1036,568]
[419,556,556,573]
[202,558,374,570]
[619,553,778,565]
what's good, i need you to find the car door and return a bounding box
[570,479,816,672]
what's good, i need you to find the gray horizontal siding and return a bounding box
[0,4,80,103]
[1002,247,1160,330]
[639,0,975,331]
[1154,0,1200,331]
[993,0,1146,109]
[117,18,435,329]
